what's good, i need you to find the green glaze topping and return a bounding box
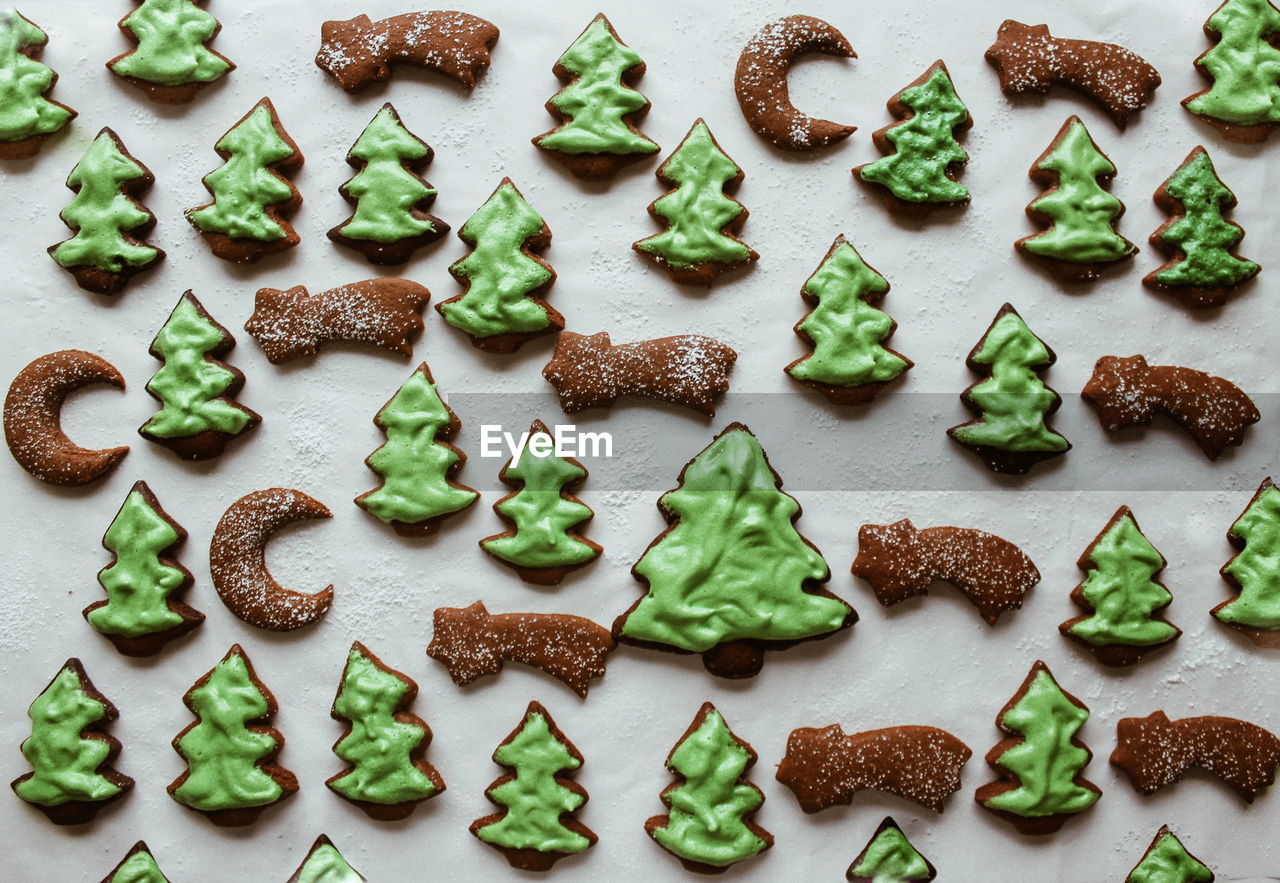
[294,841,363,883]
[536,15,658,157]
[476,708,591,854]
[1186,0,1280,126]
[482,439,596,570]
[337,105,437,244]
[1218,482,1280,629]
[188,102,296,242]
[1022,118,1135,265]
[110,0,231,87]
[651,707,767,868]
[142,293,253,440]
[441,181,554,339]
[848,825,932,882]
[951,310,1069,454]
[87,487,186,639]
[1127,831,1214,883]
[981,667,1099,819]
[330,645,437,806]
[357,366,476,527]
[171,650,283,812]
[1154,148,1258,289]
[111,848,168,883]
[14,663,124,807]
[635,121,752,269]
[1067,511,1178,648]
[51,131,159,274]
[858,63,970,204]
[622,427,848,652]
[0,9,72,143]
[788,238,910,389]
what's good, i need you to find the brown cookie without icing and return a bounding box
[315,11,499,92]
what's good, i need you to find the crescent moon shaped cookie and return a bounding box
[734,15,857,150]
[209,488,334,631]
[4,350,129,486]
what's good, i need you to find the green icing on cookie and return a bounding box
[635,120,753,269]
[110,0,231,87]
[536,15,658,157]
[1021,117,1135,265]
[170,649,284,812]
[356,365,478,528]
[13,663,124,807]
[330,645,438,806]
[847,823,933,882]
[1127,830,1214,883]
[1153,147,1258,290]
[294,840,363,883]
[188,101,296,242]
[788,237,910,390]
[651,706,767,868]
[337,104,438,244]
[51,130,159,275]
[441,181,554,340]
[0,9,73,143]
[622,426,848,653]
[1185,0,1280,127]
[111,848,169,883]
[1217,481,1280,630]
[858,62,970,204]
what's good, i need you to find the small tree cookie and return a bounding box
[101,841,170,883]
[1183,0,1280,142]
[0,9,75,159]
[107,0,234,103]
[1215,477,1280,647]
[1126,826,1214,883]
[286,835,366,883]
[847,817,936,882]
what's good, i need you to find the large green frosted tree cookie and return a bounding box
[1184,0,1280,142]
[0,9,75,159]
[108,0,234,103]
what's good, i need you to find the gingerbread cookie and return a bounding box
[615,423,855,678]
[1127,826,1214,883]
[852,518,1039,624]
[316,11,498,92]
[12,659,132,825]
[4,349,129,486]
[947,304,1070,474]
[543,331,737,417]
[429,602,615,698]
[634,119,758,286]
[49,128,163,295]
[1060,507,1180,666]
[734,15,857,151]
[139,291,260,461]
[1146,146,1259,309]
[0,9,75,159]
[107,0,234,103]
[287,835,365,882]
[1081,354,1259,460]
[1215,477,1280,647]
[847,818,936,883]
[101,841,170,883]
[472,702,596,871]
[168,645,297,826]
[985,21,1160,127]
[534,14,659,179]
[186,98,303,263]
[329,104,448,264]
[1016,116,1136,282]
[1183,0,1280,143]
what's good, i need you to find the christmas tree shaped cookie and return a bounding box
[11,659,132,824]
[186,97,303,263]
[108,0,234,104]
[1017,116,1136,282]
[168,645,297,826]
[286,835,366,883]
[472,701,596,871]
[1146,146,1259,308]
[49,128,163,295]
[786,235,912,405]
[328,103,448,265]
[83,481,202,656]
[1184,0,1280,142]
[646,703,772,872]
[102,841,170,883]
[0,9,75,159]
[1215,477,1280,646]
[948,304,1070,475]
[615,423,855,678]
[634,119,758,286]
[534,14,659,179]
[480,419,601,585]
[855,60,972,216]
[355,362,478,536]
[1127,825,1214,883]
[139,291,260,460]
[1060,507,1181,666]
[846,817,936,882]
[976,660,1100,834]
[327,642,445,820]
[437,178,560,353]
